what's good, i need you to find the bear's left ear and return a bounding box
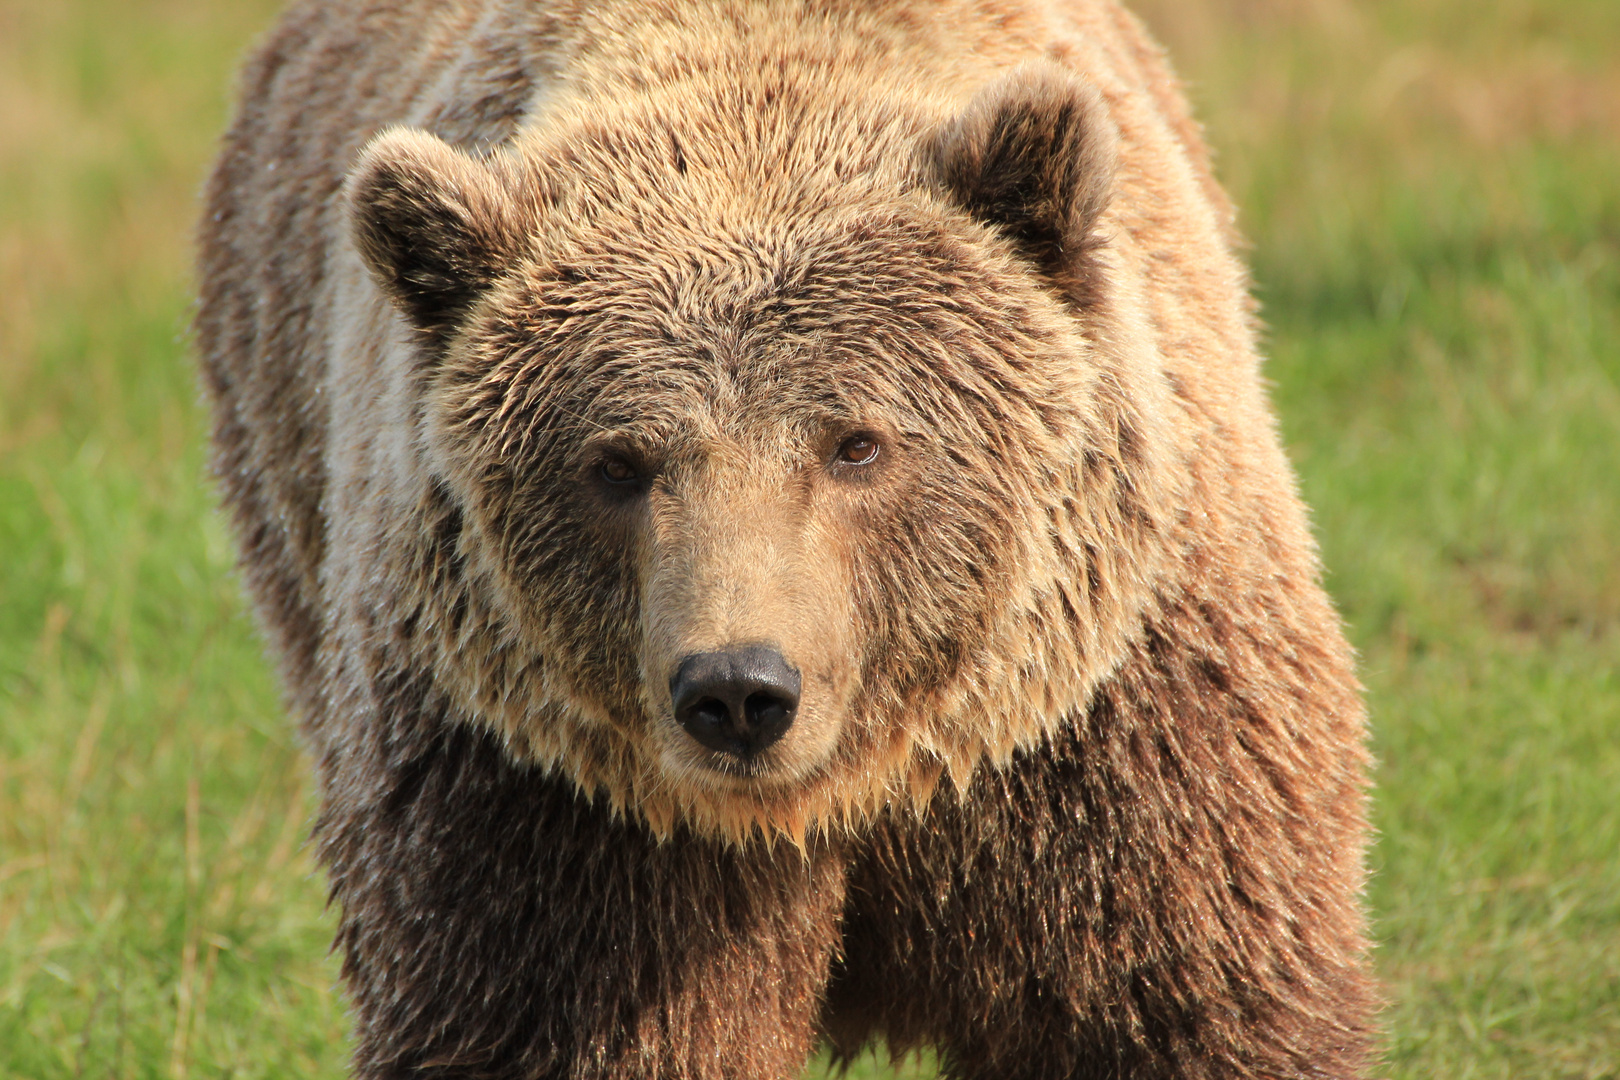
[345,127,536,344]
[927,63,1118,296]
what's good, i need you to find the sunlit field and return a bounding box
[2,0,1616,1076]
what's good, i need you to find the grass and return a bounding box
[1,0,1616,1076]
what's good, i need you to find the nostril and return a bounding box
[691,697,730,723]
[744,692,791,730]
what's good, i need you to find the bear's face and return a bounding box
[431,207,1082,797]
[347,65,1169,838]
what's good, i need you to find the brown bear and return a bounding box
[196,1,1379,1077]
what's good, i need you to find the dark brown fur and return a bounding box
[197,1,1379,1076]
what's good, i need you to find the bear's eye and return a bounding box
[837,436,880,466]
[600,457,640,484]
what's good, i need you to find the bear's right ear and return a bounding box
[345,128,533,342]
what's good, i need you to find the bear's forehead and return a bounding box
[537,218,992,339]
[501,158,1051,347]
[452,98,1081,447]
[493,71,1061,340]
[449,211,1074,463]
[480,209,1058,415]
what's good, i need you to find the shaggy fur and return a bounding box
[196,1,1379,1076]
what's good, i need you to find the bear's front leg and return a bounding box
[317,718,848,1080]
[825,606,1379,1080]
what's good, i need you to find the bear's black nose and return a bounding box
[670,646,801,760]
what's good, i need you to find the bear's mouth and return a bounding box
[693,750,774,780]
[656,715,835,793]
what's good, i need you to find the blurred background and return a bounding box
[1,0,1615,1075]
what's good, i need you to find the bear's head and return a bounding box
[345,62,1175,840]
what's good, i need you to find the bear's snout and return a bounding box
[669,646,801,762]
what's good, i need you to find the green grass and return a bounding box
[2,0,1616,1076]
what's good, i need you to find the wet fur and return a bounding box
[197,1,1379,1076]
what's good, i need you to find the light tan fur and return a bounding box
[201,0,1338,843]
